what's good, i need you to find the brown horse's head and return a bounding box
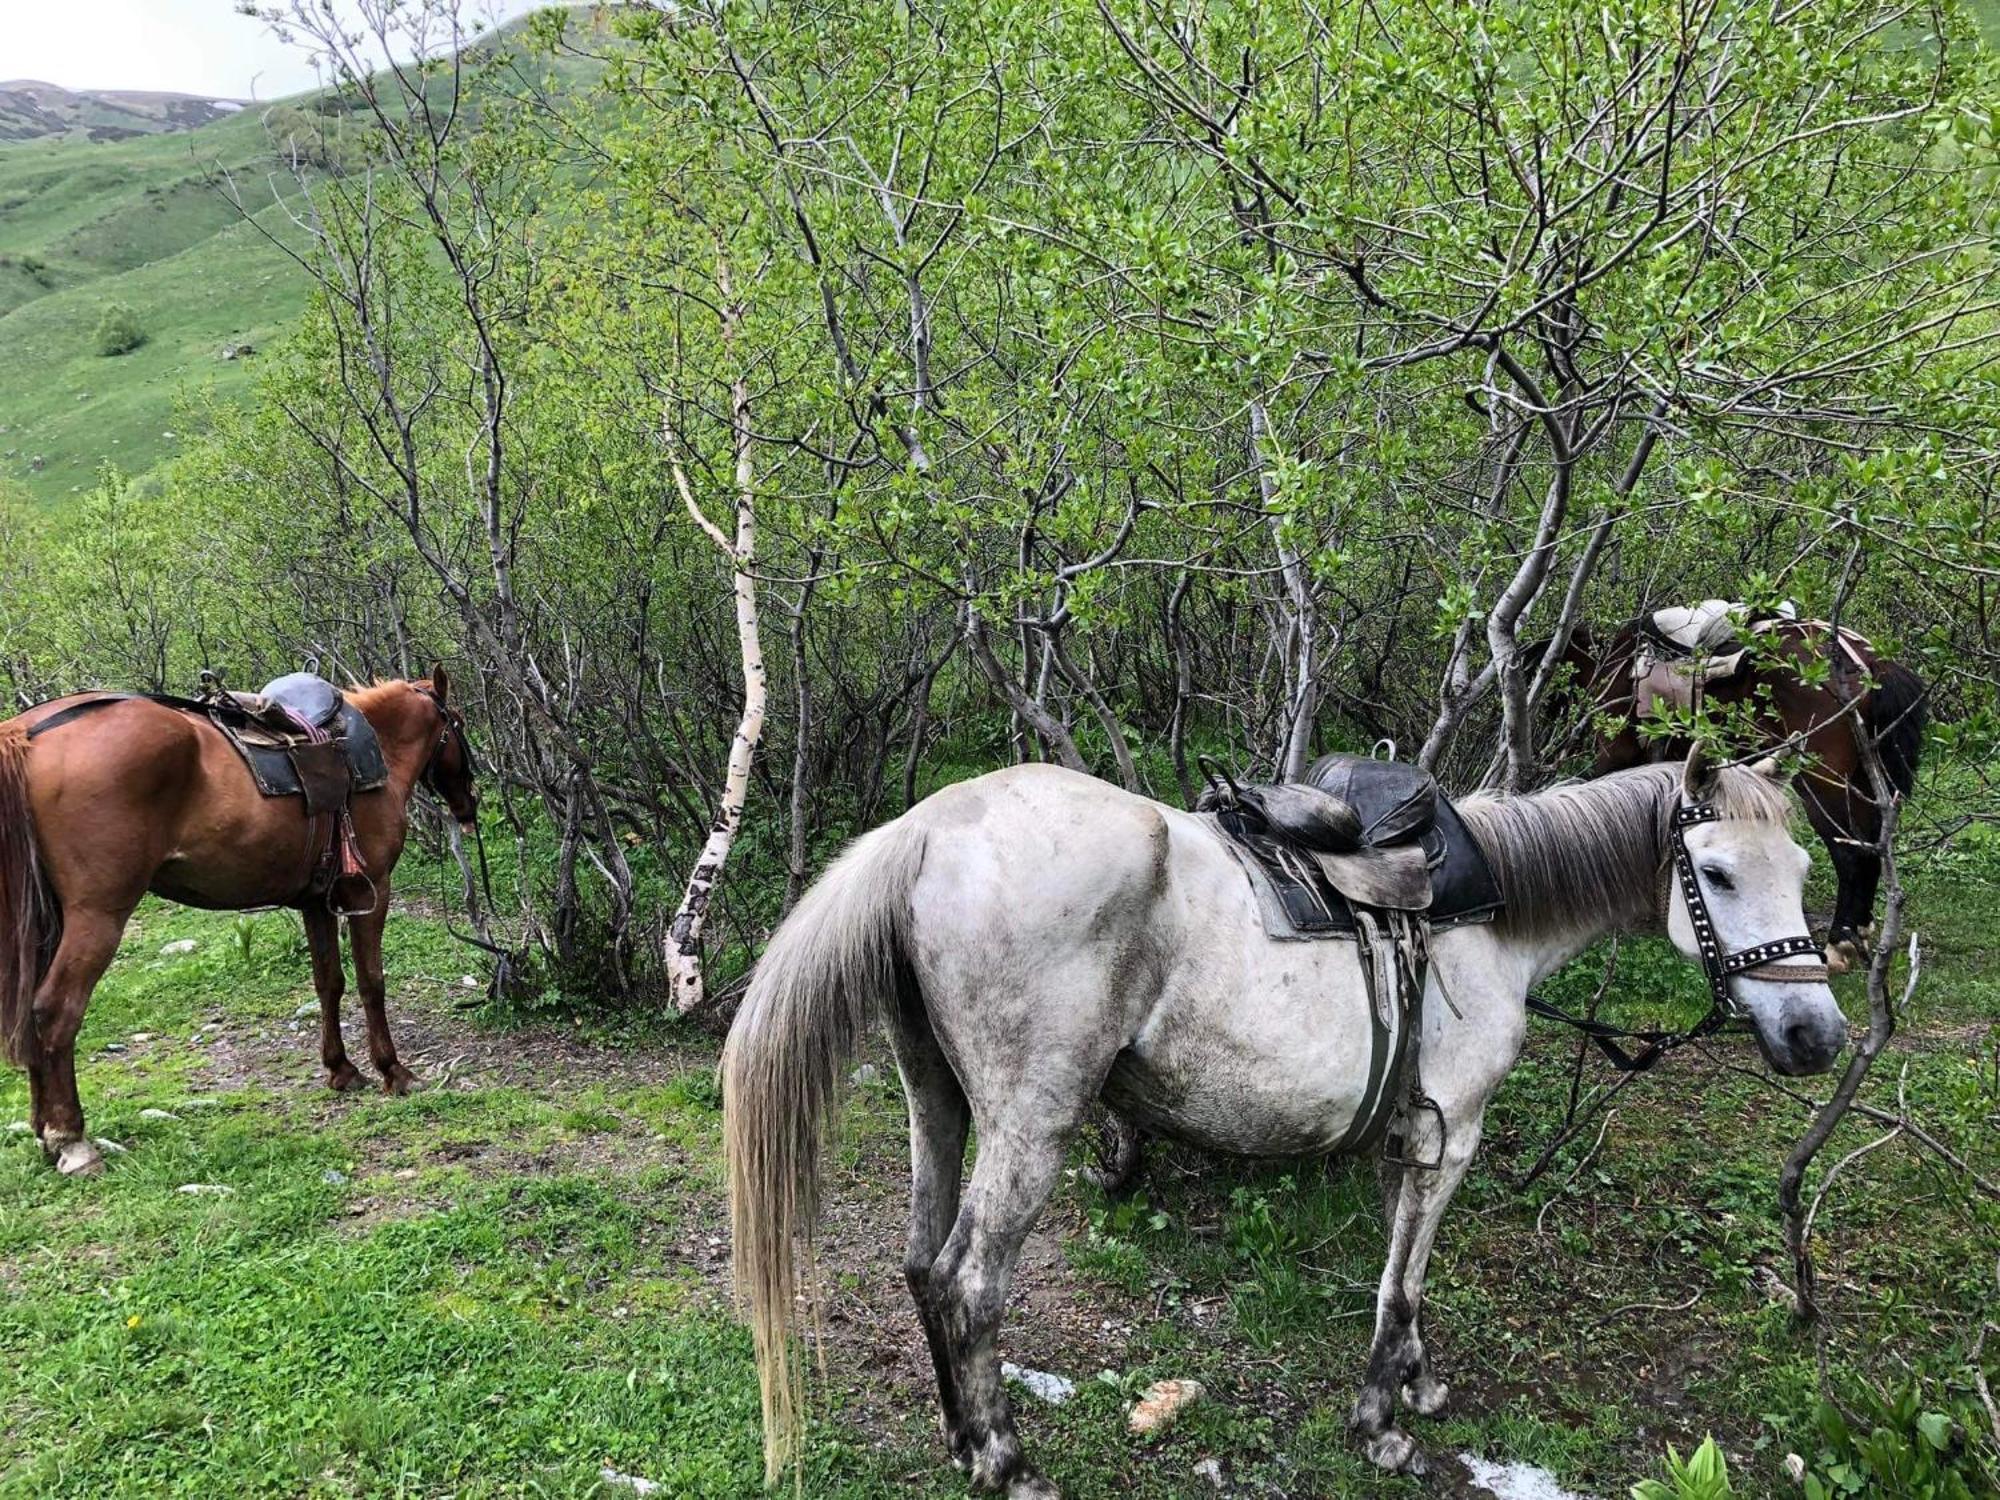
[415,665,480,829]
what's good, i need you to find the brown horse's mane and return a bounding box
[346,679,427,711]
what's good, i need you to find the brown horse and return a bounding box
[0,671,479,1176]
[1550,618,1925,964]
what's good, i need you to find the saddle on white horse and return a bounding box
[1196,754,1503,1159]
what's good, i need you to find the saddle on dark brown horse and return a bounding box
[26,672,388,914]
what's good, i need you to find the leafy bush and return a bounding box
[1632,1436,1735,1500]
[1803,1385,1996,1500]
[93,301,145,356]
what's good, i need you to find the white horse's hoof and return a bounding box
[54,1139,106,1177]
[1364,1428,1427,1474]
[1006,1474,1060,1500]
[1402,1376,1449,1416]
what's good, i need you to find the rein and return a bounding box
[1526,794,1828,1075]
[409,687,526,995]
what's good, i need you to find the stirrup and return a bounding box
[1383,1093,1446,1172]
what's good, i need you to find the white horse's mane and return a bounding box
[1456,762,1794,940]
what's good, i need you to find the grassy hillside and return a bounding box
[0,10,616,510]
[0,104,313,505]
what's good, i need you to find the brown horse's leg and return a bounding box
[1798,771,1869,967]
[348,896,415,1095]
[32,908,126,1176]
[304,905,364,1092]
[24,1057,46,1138]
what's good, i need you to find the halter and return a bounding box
[1667,799,1829,1021]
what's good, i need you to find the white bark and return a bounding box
[667,266,767,1013]
[1252,400,1322,781]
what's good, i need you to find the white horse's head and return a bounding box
[1667,753,1849,1076]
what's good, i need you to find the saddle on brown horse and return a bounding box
[26,672,388,914]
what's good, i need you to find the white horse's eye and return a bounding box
[1700,865,1736,891]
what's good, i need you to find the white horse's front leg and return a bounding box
[1350,977,1523,1473]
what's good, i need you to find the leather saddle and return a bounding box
[1198,754,1502,1163]
[1198,753,1501,938]
[203,673,387,817]
[202,673,388,914]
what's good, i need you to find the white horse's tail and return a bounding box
[722,817,928,1486]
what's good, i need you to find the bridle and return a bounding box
[1666,798,1829,1024]
[1527,793,1832,1072]
[411,686,516,975]
[414,686,477,803]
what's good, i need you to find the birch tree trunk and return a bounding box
[667,265,768,1014]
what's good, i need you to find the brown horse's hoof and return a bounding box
[53,1138,106,1177]
[327,1064,367,1093]
[381,1065,418,1096]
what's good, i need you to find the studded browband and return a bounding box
[1668,801,1830,1019]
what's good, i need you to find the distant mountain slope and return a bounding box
[0,9,618,508]
[0,81,245,143]
[0,96,311,504]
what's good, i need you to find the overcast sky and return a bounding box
[2,0,549,101]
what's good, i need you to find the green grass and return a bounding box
[1,832,1995,1498]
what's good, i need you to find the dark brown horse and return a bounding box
[0,671,478,1176]
[1549,618,1925,965]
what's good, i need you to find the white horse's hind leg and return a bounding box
[888,999,975,1470]
[927,1123,1075,1498]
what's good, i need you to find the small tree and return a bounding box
[93,303,145,357]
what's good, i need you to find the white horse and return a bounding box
[722,752,1847,1495]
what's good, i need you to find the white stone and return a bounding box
[1459,1453,1596,1500]
[139,1108,178,1121]
[159,939,197,956]
[1193,1457,1225,1489]
[597,1468,660,1497]
[1001,1362,1075,1405]
[180,1097,223,1111]
[175,1183,235,1196]
[93,1138,128,1155]
[850,1063,880,1087]
[5,1120,30,1134]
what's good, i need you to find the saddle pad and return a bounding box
[224,703,388,800]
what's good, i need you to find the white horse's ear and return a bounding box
[1683,744,1718,799]
[1752,755,1789,783]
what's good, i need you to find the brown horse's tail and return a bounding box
[721,817,928,1487]
[0,721,52,1068]
[1866,660,1928,796]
